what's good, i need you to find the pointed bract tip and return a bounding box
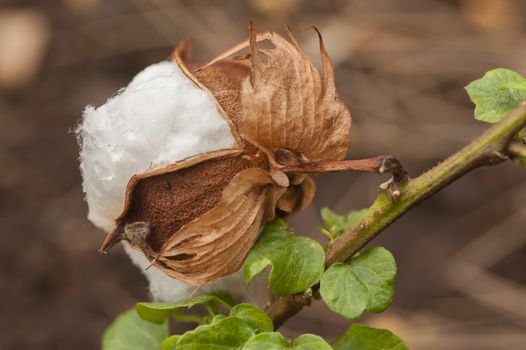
[99,225,124,254]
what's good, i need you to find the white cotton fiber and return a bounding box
[77,60,245,301]
[78,61,237,232]
[124,244,253,302]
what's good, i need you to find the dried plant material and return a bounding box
[156,168,285,285]
[276,176,316,214]
[191,62,252,143]
[297,175,316,211]
[173,38,245,147]
[124,221,150,247]
[201,31,272,70]
[100,149,251,253]
[239,21,351,163]
[174,38,256,150]
[84,19,353,290]
[269,169,290,187]
[276,187,301,213]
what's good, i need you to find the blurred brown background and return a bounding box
[1,0,526,349]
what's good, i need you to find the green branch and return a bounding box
[509,142,526,160]
[266,102,526,328]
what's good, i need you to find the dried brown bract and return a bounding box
[100,19,351,286]
[240,22,351,164]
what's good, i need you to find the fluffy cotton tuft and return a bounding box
[124,244,252,302]
[77,60,246,301]
[78,61,237,231]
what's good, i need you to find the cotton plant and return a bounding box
[78,19,526,350]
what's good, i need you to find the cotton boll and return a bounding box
[77,60,248,302]
[78,61,238,231]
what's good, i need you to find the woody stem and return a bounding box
[266,102,526,329]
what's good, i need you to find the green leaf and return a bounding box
[230,304,274,333]
[209,314,227,325]
[162,335,180,350]
[320,247,396,319]
[171,310,207,325]
[321,208,365,239]
[292,334,332,350]
[242,332,289,350]
[243,219,325,295]
[136,294,232,324]
[102,308,168,350]
[176,316,254,350]
[242,333,332,350]
[332,324,408,350]
[465,68,526,123]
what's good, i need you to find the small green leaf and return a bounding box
[320,246,396,319]
[102,308,168,350]
[136,294,232,324]
[243,219,325,295]
[292,334,332,350]
[321,208,365,239]
[209,314,227,325]
[162,335,180,350]
[465,68,526,123]
[176,316,254,350]
[230,304,273,333]
[242,332,289,350]
[332,324,408,350]
[242,333,332,350]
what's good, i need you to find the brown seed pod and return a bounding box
[100,149,255,255]
[99,19,351,286]
[156,167,285,285]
